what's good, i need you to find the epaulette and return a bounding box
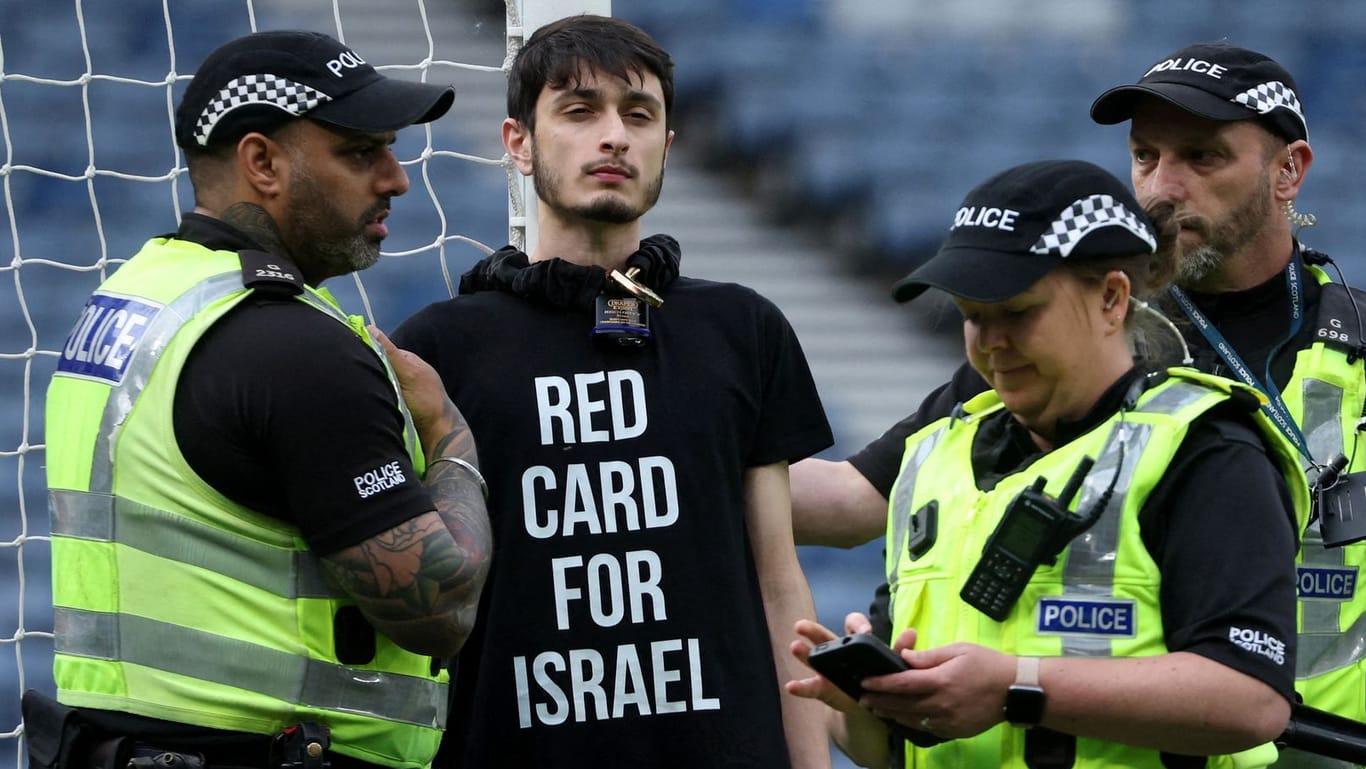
[1313,282,1366,361]
[239,249,305,296]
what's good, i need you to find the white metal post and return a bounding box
[508,0,612,256]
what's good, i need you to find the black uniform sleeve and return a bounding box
[861,361,988,642]
[849,361,986,497]
[1139,406,1300,703]
[175,297,435,556]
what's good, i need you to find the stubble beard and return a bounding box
[531,144,665,225]
[285,163,383,281]
[1174,170,1274,289]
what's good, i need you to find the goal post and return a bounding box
[505,0,610,254]
[0,1,596,764]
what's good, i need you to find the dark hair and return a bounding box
[507,14,675,131]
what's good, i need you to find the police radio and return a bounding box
[961,457,1097,621]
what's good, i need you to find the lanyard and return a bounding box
[1167,259,1312,460]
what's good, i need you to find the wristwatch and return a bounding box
[1004,656,1046,727]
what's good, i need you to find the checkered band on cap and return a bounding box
[1030,194,1156,258]
[193,74,332,145]
[1232,80,1304,122]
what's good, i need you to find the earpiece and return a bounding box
[1282,156,1299,184]
[1132,297,1194,366]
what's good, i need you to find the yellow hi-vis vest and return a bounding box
[1279,265,1366,766]
[44,237,445,769]
[886,369,1309,769]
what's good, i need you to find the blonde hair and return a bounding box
[1063,205,1185,368]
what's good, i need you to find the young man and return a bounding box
[792,42,1365,767]
[34,30,491,769]
[391,15,834,769]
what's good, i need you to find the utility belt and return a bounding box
[22,691,335,769]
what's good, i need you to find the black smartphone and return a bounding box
[806,633,909,700]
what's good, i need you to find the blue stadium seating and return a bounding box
[612,2,1366,278]
[9,0,1366,752]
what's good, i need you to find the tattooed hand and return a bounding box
[371,325,461,459]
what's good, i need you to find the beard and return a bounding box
[1173,170,1274,287]
[531,144,665,224]
[1174,243,1226,287]
[284,162,384,281]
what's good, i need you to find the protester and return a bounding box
[391,14,834,769]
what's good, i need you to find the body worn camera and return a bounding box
[961,458,1096,621]
[1313,453,1366,547]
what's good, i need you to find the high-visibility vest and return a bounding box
[45,237,445,769]
[886,369,1308,769]
[1279,266,1366,760]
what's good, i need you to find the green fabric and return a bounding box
[885,369,1306,769]
[46,237,445,768]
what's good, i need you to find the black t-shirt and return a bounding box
[1170,259,1323,394]
[171,213,434,554]
[391,243,833,769]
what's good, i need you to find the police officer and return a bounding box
[791,43,1365,767]
[787,160,1308,769]
[31,31,491,769]
[1092,46,1366,768]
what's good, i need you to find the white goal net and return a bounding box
[0,0,570,764]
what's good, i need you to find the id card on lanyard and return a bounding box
[1168,258,1313,462]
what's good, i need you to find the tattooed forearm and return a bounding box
[318,421,492,658]
[419,421,493,611]
[427,398,479,463]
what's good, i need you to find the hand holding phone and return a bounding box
[806,632,948,748]
[805,632,909,700]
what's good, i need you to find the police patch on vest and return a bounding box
[1298,565,1357,601]
[1036,596,1136,637]
[56,292,162,384]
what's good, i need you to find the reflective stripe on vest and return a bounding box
[54,607,445,729]
[1051,380,1210,657]
[49,244,445,756]
[88,273,244,491]
[887,425,947,593]
[889,374,1292,769]
[1288,265,1366,687]
[1299,377,1351,673]
[50,490,337,600]
[1056,420,1150,658]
